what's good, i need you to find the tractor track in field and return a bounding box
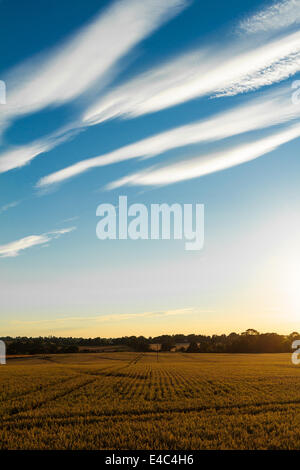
[0,375,79,403]
[2,357,144,418]
[2,396,300,428]
[127,354,144,366]
[6,377,98,417]
[1,362,125,407]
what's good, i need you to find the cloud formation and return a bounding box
[3,0,186,122]
[3,0,300,193]
[0,123,79,174]
[11,307,201,325]
[3,0,300,180]
[107,123,300,188]
[0,0,187,171]
[239,0,300,35]
[83,29,300,123]
[0,200,20,214]
[37,86,300,187]
[0,140,53,173]
[0,227,75,258]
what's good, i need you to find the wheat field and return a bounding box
[0,352,299,449]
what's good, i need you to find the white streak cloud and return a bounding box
[0,227,76,258]
[83,29,300,122]
[239,0,300,35]
[37,86,300,187]
[11,307,201,325]
[0,0,187,171]
[0,141,53,173]
[0,200,20,214]
[107,123,300,188]
[2,0,187,123]
[0,124,76,173]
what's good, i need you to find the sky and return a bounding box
[0,0,300,338]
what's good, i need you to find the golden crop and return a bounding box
[0,352,299,449]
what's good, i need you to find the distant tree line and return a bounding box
[1,337,79,355]
[1,329,299,355]
[184,329,300,353]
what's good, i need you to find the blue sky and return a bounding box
[1,0,300,337]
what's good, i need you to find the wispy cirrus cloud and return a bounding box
[83,28,300,123]
[0,200,20,214]
[4,0,300,179]
[0,123,79,174]
[239,0,300,35]
[3,0,186,122]
[107,123,300,188]
[0,140,54,173]
[0,227,76,258]
[11,307,202,325]
[4,0,300,187]
[37,86,300,188]
[0,0,188,170]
